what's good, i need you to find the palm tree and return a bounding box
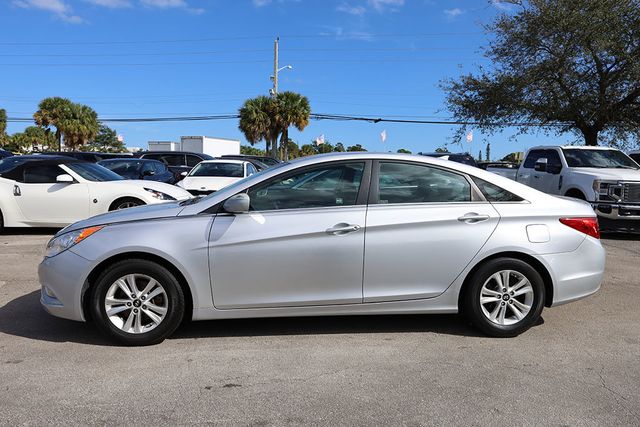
[33,97,73,150]
[238,96,278,156]
[59,103,99,150]
[275,92,310,160]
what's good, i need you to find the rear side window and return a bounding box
[377,162,471,204]
[523,150,546,168]
[23,165,66,183]
[472,177,523,202]
[186,155,202,167]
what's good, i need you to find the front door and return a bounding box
[14,164,90,224]
[363,161,499,302]
[208,161,369,309]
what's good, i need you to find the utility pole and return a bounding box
[271,37,279,97]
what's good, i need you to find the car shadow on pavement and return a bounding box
[601,232,640,241]
[1,290,545,344]
[0,227,61,236]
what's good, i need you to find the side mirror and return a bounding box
[180,171,188,177]
[143,170,155,177]
[56,174,74,184]
[534,158,548,172]
[223,193,250,214]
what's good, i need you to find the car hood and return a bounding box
[58,201,186,235]
[180,176,241,191]
[108,179,192,200]
[570,167,640,181]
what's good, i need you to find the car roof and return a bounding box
[197,159,247,165]
[140,151,211,156]
[11,154,86,162]
[527,145,618,151]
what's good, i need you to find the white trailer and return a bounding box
[180,136,240,157]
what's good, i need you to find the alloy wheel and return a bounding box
[104,274,168,334]
[479,270,534,326]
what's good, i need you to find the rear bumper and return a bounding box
[540,236,605,307]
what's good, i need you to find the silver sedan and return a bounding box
[39,152,605,345]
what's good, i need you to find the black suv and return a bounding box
[42,151,133,162]
[136,151,214,181]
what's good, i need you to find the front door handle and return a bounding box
[458,213,490,224]
[13,185,21,196]
[326,223,361,235]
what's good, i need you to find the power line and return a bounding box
[0,32,483,46]
[6,113,568,127]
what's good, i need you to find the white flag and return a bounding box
[315,134,325,145]
[466,131,473,143]
[380,129,387,143]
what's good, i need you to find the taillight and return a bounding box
[559,217,600,239]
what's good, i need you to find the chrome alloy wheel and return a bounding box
[479,270,534,326]
[104,274,168,334]
[116,201,139,210]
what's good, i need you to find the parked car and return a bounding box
[629,150,640,164]
[137,151,214,181]
[98,158,175,184]
[0,149,13,159]
[39,152,604,345]
[418,152,478,167]
[221,154,280,167]
[0,155,191,229]
[42,151,133,162]
[218,154,269,171]
[516,146,640,231]
[177,160,257,196]
[478,161,520,180]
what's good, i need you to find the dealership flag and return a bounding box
[315,134,325,145]
[380,129,387,143]
[466,131,473,143]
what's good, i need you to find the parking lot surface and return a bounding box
[1,231,639,426]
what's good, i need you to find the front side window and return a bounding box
[23,164,66,183]
[377,162,471,204]
[562,149,639,169]
[523,150,546,168]
[186,155,202,167]
[248,162,365,211]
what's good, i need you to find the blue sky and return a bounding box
[0,0,576,159]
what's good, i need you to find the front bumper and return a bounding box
[592,202,640,220]
[540,236,605,307]
[39,249,93,322]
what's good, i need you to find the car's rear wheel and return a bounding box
[463,258,545,337]
[90,259,185,346]
[109,197,145,211]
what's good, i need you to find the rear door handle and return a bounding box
[326,223,361,235]
[13,185,21,196]
[458,213,490,224]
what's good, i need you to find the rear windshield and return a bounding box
[190,162,244,177]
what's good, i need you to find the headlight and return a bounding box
[144,188,175,200]
[45,226,104,258]
[593,180,622,201]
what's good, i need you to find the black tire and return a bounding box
[109,197,145,211]
[90,259,185,346]
[463,258,545,338]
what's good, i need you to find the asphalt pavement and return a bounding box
[0,230,639,426]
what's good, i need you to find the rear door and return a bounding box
[363,160,499,302]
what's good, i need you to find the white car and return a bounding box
[515,146,640,229]
[0,155,191,228]
[177,159,257,196]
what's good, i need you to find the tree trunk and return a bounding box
[281,128,289,161]
[582,127,599,146]
[56,129,62,151]
[271,136,278,160]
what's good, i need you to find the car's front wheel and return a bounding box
[109,197,145,211]
[463,258,545,337]
[90,259,185,346]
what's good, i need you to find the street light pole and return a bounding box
[272,37,279,97]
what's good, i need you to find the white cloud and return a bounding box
[12,0,84,23]
[140,0,204,14]
[85,0,132,7]
[491,0,512,11]
[444,7,464,20]
[336,2,366,16]
[367,0,404,13]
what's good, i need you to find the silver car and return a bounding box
[39,152,605,345]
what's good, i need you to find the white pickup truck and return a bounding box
[516,146,640,230]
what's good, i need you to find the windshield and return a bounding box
[562,149,639,169]
[66,163,125,181]
[190,162,244,177]
[99,160,143,179]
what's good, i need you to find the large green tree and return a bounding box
[0,108,8,148]
[9,126,57,153]
[84,124,126,152]
[34,97,99,151]
[33,97,73,149]
[275,92,311,160]
[444,0,640,148]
